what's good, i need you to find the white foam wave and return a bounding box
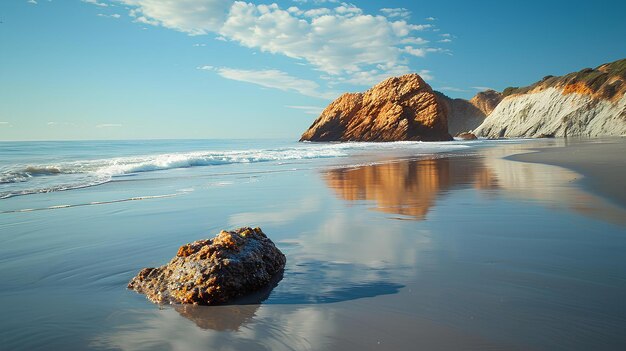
[0,141,472,199]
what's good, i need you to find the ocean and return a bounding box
[1,138,625,350]
[0,139,475,201]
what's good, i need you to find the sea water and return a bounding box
[0,139,475,200]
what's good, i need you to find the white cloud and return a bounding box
[292,0,339,4]
[118,1,443,84]
[380,8,411,19]
[425,16,436,21]
[337,64,412,86]
[403,46,447,58]
[409,24,432,31]
[400,37,428,45]
[471,86,494,91]
[334,4,362,16]
[219,2,433,76]
[285,105,324,115]
[97,13,122,18]
[96,123,123,128]
[302,8,331,17]
[0,121,10,126]
[287,6,302,15]
[437,86,468,92]
[47,121,57,126]
[121,0,234,35]
[198,66,336,99]
[331,65,433,86]
[438,33,455,43]
[131,14,159,26]
[82,0,108,7]
[27,0,37,4]
[192,43,206,47]
[403,46,427,57]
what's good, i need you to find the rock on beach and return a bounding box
[128,227,286,305]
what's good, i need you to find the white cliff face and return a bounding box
[473,88,626,138]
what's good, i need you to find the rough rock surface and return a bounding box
[300,74,452,142]
[436,90,503,136]
[474,58,626,138]
[469,90,504,116]
[128,227,286,305]
[456,132,478,140]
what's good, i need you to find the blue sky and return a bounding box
[1,0,625,141]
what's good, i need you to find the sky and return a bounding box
[1,0,625,141]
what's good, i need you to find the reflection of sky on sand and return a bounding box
[225,180,434,304]
[233,198,430,304]
[91,306,337,351]
[93,296,515,351]
[267,213,425,303]
[93,299,512,351]
[228,196,322,227]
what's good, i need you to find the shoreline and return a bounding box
[507,137,626,208]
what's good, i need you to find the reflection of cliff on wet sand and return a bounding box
[324,157,497,220]
[324,147,626,225]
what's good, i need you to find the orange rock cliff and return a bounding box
[300,74,453,142]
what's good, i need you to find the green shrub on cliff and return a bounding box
[502,86,519,97]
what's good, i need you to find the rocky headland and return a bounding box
[473,58,626,138]
[300,58,625,142]
[128,227,286,305]
[300,74,452,142]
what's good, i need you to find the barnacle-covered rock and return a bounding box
[128,227,286,305]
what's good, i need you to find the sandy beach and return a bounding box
[1,138,625,351]
[510,137,626,207]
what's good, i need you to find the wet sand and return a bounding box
[509,137,626,208]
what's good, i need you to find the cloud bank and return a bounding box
[105,0,450,97]
[119,2,443,71]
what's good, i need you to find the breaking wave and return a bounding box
[0,141,471,199]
